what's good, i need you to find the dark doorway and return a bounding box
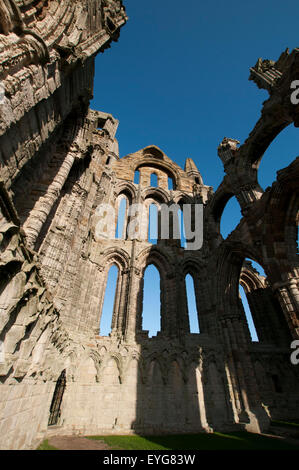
[48,370,66,426]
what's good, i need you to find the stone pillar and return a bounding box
[159,272,178,337]
[177,273,190,335]
[87,265,106,334]
[124,268,143,341]
[114,269,130,336]
[274,278,299,338]
[220,314,249,422]
[220,311,270,432]
[23,145,79,248]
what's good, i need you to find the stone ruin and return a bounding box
[0,0,298,450]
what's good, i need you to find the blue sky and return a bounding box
[94,1,298,340]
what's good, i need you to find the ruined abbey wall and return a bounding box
[0,1,298,450]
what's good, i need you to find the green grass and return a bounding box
[87,432,299,450]
[271,420,299,429]
[36,439,58,450]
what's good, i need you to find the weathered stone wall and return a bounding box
[0,1,298,450]
[0,0,129,450]
[0,182,72,449]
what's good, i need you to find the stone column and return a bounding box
[124,268,143,341]
[220,314,248,422]
[113,269,130,336]
[177,273,190,335]
[160,272,178,337]
[274,278,299,338]
[87,265,106,335]
[23,147,78,248]
[220,310,270,432]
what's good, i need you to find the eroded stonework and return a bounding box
[0,1,298,450]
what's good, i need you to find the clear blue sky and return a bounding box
[94,1,298,339]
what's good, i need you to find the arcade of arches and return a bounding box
[0,1,298,450]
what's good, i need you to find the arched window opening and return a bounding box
[98,118,106,130]
[150,173,158,187]
[245,258,266,277]
[178,207,187,248]
[168,177,174,190]
[185,274,200,333]
[100,265,118,336]
[257,125,298,190]
[220,196,242,239]
[148,203,159,244]
[115,196,127,239]
[48,370,66,426]
[239,284,259,342]
[134,170,140,184]
[106,156,111,165]
[142,264,161,337]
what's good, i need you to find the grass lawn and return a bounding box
[37,439,59,450]
[271,420,299,429]
[86,431,299,450]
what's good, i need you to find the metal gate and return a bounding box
[48,369,66,426]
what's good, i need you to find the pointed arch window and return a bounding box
[115,196,128,239]
[148,203,159,244]
[185,274,200,333]
[100,265,119,336]
[220,196,242,239]
[142,264,161,337]
[177,206,187,248]
[239,284,259,342]
[239,258,265,342]
[168,177,174,190]
[150,173,158,187]
[134,170,140,185]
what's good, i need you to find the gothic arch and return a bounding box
[238,121,292,171]
[100,247,130,272]
[142,146,164,159]
[123,355,145,385]
[215,241,265,321]
[138,245,174,279]
[172,193,193,205]
[240,264,265,293]
[136,160,180,190]
[142,187,170,204]
[207,179,235,234]
[114,181,137,203]
[165,356,187,384]
[115,193,129,239]
[97,248,130,336]
[76,355,98,384]
[137,247,176,336]
[100,353,123,383]
[146,356,167,385]
[181,257,202,279]
[89,350,102,382]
